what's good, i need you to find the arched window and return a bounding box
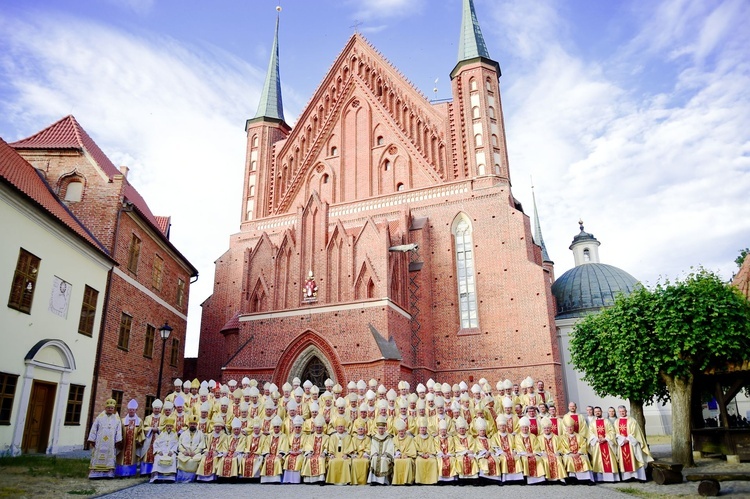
[475,133,483,147]
[478,163,486,175]
[250,160,257,172]
[453,215,478,329]
[377,136,384,146]
[472,106,480,119]
[469,78,478,91]
[583,248,591,262]
[488,106,496,119]
[252,135,259,147]
[64,180,83,202]
[248,185,255,196]
[322,174,329,184]
[383,160,391,171]
[331,146,338,156]
[485,78,493,92]
[397,182,405,191]
[491,134,499,147]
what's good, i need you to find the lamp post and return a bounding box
[156,322,173,400]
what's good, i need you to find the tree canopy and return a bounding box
[570,268,750,465]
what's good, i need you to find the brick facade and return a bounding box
[12,117,197,423]
[197,31,563,398]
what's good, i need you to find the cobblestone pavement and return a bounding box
[75,443,750,498]
[99,482,633,498]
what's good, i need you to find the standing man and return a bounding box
[88,399,123,479]
[115,399,141,477]
[615,405,653,481]
[588,406,620,482]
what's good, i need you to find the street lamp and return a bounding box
[156,322,173,400]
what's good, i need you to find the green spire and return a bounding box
[457,0,491,62]
[254,14,285,122]
[532,184,552,263]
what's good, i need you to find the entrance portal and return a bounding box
[22,381,57,454]
[301,356,329,389]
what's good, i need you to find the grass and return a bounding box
[0,455,89,478]
[67,489,96,496]
[0,487,26,498]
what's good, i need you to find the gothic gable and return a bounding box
[267,35,451,215]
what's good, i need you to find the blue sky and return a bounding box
[1,0,749,356]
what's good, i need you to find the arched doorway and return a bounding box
[300,356,329,389]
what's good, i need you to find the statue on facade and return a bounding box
[303,270,318,302]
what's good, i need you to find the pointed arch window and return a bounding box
[453,215,478,329]
[469,78,478,91]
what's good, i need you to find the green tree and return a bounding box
[571,269,750,466]
[736,248,749,268]
[570,285,667,439]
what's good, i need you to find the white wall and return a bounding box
[0,185,111,455]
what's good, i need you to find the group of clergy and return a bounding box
[87,375,653,485]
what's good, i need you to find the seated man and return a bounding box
[301,415,329,483]
[392,418,416,485]
[473,417,501,482]
[350,418,372,485]
[150,416,178,482]
[514,416,546,484]
[614,405,653,481]
[326,416,353,484]
[240,419,266,480]
[491,414,523,482]
[435,419,457,482]
[413,417,438,484]
[453,416,478,480]
[538,417,566,483]
[216,418,245,478]
[282,415,306,483]
[260,416,289,483]
[560,414,595,483]
[368,416,394,485]
[176,414,205,482]
[196,416,226,482]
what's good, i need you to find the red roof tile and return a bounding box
[10,115,160,228]
[0,138,110,256]
[155,216,171,237]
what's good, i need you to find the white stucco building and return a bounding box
[0,139,113,455]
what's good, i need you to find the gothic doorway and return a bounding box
[301,356,329,389]
[284,342,339,390]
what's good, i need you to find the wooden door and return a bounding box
[22,381,57,454]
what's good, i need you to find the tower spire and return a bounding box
[457,0,491,62]
[532,182,552,263]
[254,8,285,122]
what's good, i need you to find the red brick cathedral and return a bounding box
[197,0,563,398]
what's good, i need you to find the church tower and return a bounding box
[197,2,564,398]
[242,10,291,223]
[450,0,510,182]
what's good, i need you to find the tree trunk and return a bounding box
[629,399,648,445]
[665,373,695,467]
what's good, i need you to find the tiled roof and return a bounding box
[155,215,171,237]
[0,138,110,256]
[10,115,160,228]
[11,116,197,276]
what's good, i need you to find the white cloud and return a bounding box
[0,13,266,356]
[483,0,750,287]
[347,0,426,21]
